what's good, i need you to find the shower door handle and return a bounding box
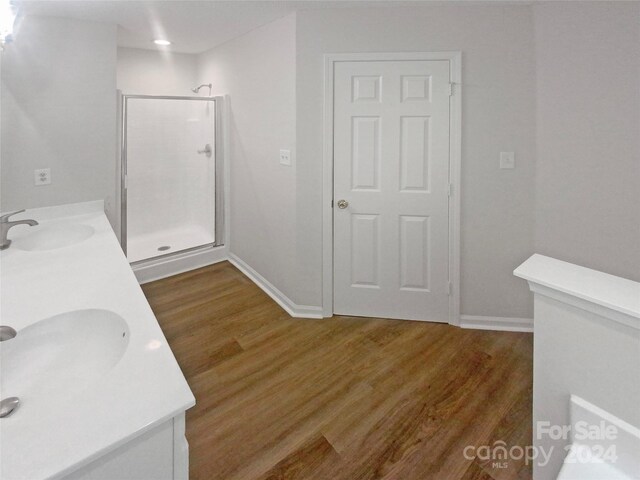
[197,144,212,158]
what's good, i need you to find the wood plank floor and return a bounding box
[142,261,533,480]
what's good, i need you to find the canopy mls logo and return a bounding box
[463,421,619,469]
[463,441,553,468]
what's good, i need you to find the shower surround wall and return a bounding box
[124,97,216,263]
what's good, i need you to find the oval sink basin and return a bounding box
[0,310,129,404]
[13,223,95,251]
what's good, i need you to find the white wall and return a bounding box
[1,15,117,224]
[535,296,640,478]
[534,2,640,282]
[197,14,297,299]
[295,5,537,317]
[117,47,197,96]
[5,5,636,323]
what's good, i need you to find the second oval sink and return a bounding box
[13,223,95,251]
[0,309,130,402]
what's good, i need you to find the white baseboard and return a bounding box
[133,245,227,284]
[134,248,533,330]
[459,315,533,332]
[228,253,323,319]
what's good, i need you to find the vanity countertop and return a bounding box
[0,201,195,480]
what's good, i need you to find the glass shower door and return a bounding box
[123,96,217,263]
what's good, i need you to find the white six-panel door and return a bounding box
[333,60,451,321]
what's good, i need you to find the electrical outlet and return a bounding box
[279,149,291,166]
[34,168,51,185]
[499,152,515,169]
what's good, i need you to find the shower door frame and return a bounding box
[119,94,224,263]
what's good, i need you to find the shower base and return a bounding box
[127,224,215,263]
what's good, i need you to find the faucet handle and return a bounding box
[0,210,26,222]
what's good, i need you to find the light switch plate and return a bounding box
[500,152,515,169]
[279,149,291,166]
[34,168,51,185]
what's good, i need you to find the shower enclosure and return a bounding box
[120,95,223,264]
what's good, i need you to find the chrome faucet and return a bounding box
[1,210,38,250]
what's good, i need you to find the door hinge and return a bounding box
[448,83,454,96]
[124,175,128,190]
[447,281,452,296]
[331,200,334,208]
[448,183,453,197]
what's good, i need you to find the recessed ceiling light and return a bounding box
[153,39,171,46]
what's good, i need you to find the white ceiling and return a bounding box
[19,1,297,53]
[18,0,526,54]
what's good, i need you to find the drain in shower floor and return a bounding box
[158,246,171,251]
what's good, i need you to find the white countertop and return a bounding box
[0,201,195,480]
[514,254,640,326]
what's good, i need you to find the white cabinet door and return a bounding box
[333,60,451,321]
[62,415,186,480]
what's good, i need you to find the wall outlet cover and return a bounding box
[279,149,291,166]
[34,168,51,185]
[499,152,515,169]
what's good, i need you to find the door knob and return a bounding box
[336,199,349,209]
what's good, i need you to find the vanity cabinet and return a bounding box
[63,414,188,480]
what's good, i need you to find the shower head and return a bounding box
[192,83,212,95]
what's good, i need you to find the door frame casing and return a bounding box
[322,52,462,325]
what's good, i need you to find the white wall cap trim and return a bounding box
[514,254,640,330]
